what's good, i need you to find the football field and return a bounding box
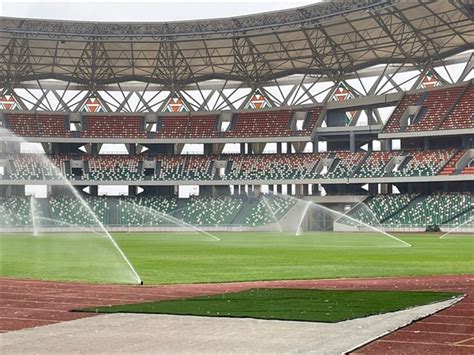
[1,232,473,284]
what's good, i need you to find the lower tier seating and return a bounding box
[1,193,471,229]
[347,194,418,226]
[383,193,472,227]
[178,196,243,226]
[49,196,109,226]
[238,195,297,227]
[118,196,177,226]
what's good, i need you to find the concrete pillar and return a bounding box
[277,184,282,194]
[349,131,356,153]
[240,143,246,154]
[287,184,293,195]
[312,184,320,196]
[382,139,392,152]
[91,144,99,156]
[286,142,292,154]
[128,144,137,155]
[313,134,319,153]
[254,185,261,195]
[128,185,137,197]
[204,143,213,155]
[303,184,309,196]
[90,185,98,197]
[277,143,282,154]
[368,183,378,195]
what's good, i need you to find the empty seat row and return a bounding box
[3,149,468,181]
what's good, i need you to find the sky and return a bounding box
[0,0,318,22]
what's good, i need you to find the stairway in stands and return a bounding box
[439,149,465,176]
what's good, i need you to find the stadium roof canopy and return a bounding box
[0,0,473,88]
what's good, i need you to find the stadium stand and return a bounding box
[353,152,393,178]
[1,193,471,229]
[240,195,296,227]
[187,115,220,138]
[383,193,472,227]
[118,196,177,226]
[182,155,215,181]
[382,85,471,133]
[178,196,243,225]
[224,154,320,181]
[439,149,467,176]
[323,151,366,179]
[225,110,294,138]
[82,116,145,138]
[4,149,473,182]
[405,86,464,132]
[0,196,32,227]
[156,155,185,181]
[382,93,423,133]
[156,116,188,138]
[391,149,455,177]
[5,154,67,180]
[440,84,474,130]
[347,194,418,225]
[7,113,72,138]
[88,155,142,181]
[49,196,108,226]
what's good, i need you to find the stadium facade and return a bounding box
[0,0,473,232]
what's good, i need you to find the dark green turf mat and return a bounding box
[78,288,460,323]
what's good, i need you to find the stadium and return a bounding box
[0,0,473,353]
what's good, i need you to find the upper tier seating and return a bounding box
[187,115,219,138]
[383,93,423,133]
[383,86,466,133]
[225,110,294,138]
[406,86,464,132]
[295,107,322,136]
[8,113,71,138]
[6,107,321,139]
[82,116,145,138]
[441,84,474,130]
[156,116,188,138]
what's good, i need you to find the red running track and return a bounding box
[1,275,473,354]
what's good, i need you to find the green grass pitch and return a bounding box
[78,288,460,323]
[1,232,473,284]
